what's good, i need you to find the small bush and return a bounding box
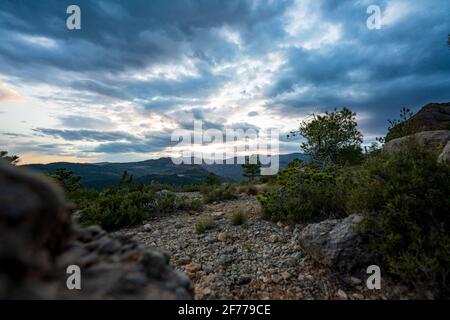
[195,218,216,233]
[348,144,450,294]
[228,206,249,226]
[238,184,258,195]
[155,192,177,214]
[176,196,204,212]
[78,186,156,230]
[187,198,204,211]
[257,161,347,223]
[178,183,203,192]
[203,184,238,203]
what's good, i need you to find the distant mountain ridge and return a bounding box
[23,153,305,189]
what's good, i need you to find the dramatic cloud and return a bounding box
[33,128,139,142]
[0,0,449,163]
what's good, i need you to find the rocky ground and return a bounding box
[125,193,387,300]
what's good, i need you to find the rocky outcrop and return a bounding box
[297,214,372,273]
[383,130,450,160]
[438,141,450,163]
[386,102,450,141]
[409,102,450,128]
[0,161,193,299]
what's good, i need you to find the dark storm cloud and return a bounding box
[0,0,291,73]
[91,134,173,154]
[91,142,164,154]
[266,0,450,135]
[0,0,449,159]
[33,128,139,142]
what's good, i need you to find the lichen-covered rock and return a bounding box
[0,161,193,299]
[297,214,372,273]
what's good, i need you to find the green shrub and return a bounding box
[259,175,276,184]
[176,196,204,211]
[203,184,238,203]
[178,183,203,192]
[348,144,450,293]
[155,192,177,214]
[228,206,249,226]
[195,217,216,233]
[257,160,347,223]
[237,184,258,195]
[78,186,156,230]
[205,173,222,186]
[187,198,204,211]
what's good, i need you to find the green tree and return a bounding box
[289,107,363,167]
[119,170,133,187]
[0,150,19,165]
[49,168,81,194]
[241,155,261,181]
[205,172,221,186]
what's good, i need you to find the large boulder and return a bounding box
[297,214,372,273]
[0,161,193,299]
[383,130,450,154]
[438,140,450,163]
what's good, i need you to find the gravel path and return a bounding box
[124,194,375,300]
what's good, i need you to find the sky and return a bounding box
[0,0,449,164]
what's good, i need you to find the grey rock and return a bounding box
[219,255,233,266]
[438,140,450,163]
[384,130,450,153]
[271,274,282,284]
[336,289,348,300]
[298,214,372,272]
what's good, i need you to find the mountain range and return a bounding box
[23,153,305,189]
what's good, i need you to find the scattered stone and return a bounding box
[217,232,227,242]
[237,274,252,285]
[178,257,190,265]
[282,271,292,280]
[143,224,151,232]
[271,274,282,284]
[185,262,202,274]
[269,234,280,243]
[351,293,364,300]
[219,255,233,266]
[336,289,348,300]
[349,277,362,286]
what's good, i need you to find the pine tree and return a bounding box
[241,155,261,181]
